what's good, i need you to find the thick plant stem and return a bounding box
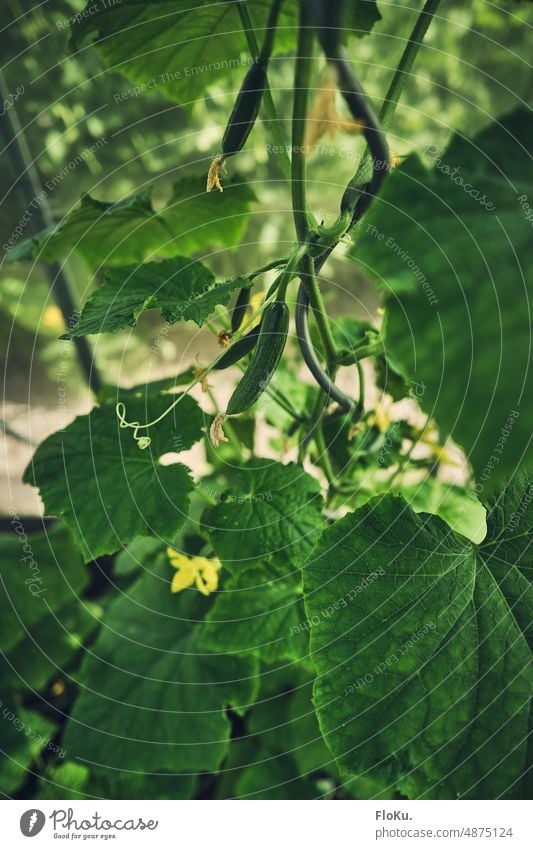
[296,0,441,425]
[236,0,291,182]
[382,0,442,129]
[353,0,443,187]
[291,9,337,377]
[301,254,336,367]
[291,9,313,241]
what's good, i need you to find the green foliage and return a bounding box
[0,524,94,796]
[65,257,250,337]
[356,110,533,488]
[63,555,259,777]
[0,692,58,797]
[3,0,531,803]
[204,460,325,573]
[8,178,255,269]
[23,394,204,561]
[201,567,308,663]
[304,477,532,799]
[0,523,88,652]
[70,0,381,105]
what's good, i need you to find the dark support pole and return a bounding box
[0,73,101,394]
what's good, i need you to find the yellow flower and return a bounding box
[416,423,460,467]
[367,402,393,433]
[42,305,64,330]
[166,548,221,596]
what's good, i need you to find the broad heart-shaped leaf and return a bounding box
[65,257,250,337]
[36,762,197,801]
[2,600,101,693]
[201,567,308,663]
[62,554,259,775]
[354,109,533,489]
[0,690,57,796]
[0,523,88,653]
[7,177,255,269]
[70,1,380,106]
[248,680,338,782]
[304,479,532,799]
[204,460,325,574]
[23,394,204,562]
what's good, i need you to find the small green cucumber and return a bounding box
[222,61,267,157]
[231,286,252,333]
[226,301,289,415]
[214,325,260,370]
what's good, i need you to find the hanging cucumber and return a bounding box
[207,0,283,191]
[230,286,252,333]
[214,324,260,371]
[221,61,267,157]
[226,300,289,415]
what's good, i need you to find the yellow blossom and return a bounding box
[42,305,64,330]
[390,150,402,169]
[367,402,393,433]
[167,548,221,596]
[416,423,460,466]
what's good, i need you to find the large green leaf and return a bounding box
[63,554,259,775]
[204,460,325,573]
[36,762,196,800]
[201,567,308,663]
[0,524,88,653]
[304,478,532,798]
[233,752,318,799]
[2,600,101,693]
[248,680,337,780]
[7,177,255,269]
[355,110,533,488]
[70,1,380,105]
[0,691,57,796]
[23,394,204,562]
[65,257,250,337]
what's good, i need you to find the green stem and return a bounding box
[356,360,365,412]
[388,415,431,486]
[383,0,442,128]
[236,1,291,182]
[301,254,337,367]
[274,243,308,300]
[336,336,384,365]
[354,0,442,186]
[249,256,288,279]
[264,381,304,421]
[291,8,313,241]
[315,423,336,488]
[257,0,284,63]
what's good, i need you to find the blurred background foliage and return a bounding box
[1,0,532,509]
[0,0,531,803]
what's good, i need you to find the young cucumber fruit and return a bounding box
[226,301,289,415]
[230,286,252,333]
[214,324,260,370]
[222,61,267,157]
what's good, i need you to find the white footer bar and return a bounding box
[1,799,530,848]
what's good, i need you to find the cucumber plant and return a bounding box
[3,0,532,802]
